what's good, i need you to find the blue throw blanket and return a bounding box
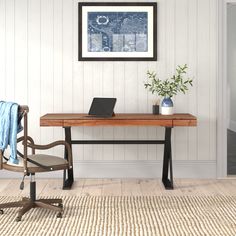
[0,101,23,164]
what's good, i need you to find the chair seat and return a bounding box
[3,154,69,173]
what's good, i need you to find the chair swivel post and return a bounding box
[30,174,36,202]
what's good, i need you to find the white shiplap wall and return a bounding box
[0,0,218,178]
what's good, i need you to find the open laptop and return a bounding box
[88,97,116,117]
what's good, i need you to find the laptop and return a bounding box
[88,97,116,117]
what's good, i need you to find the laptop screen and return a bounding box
[88,98,116,117]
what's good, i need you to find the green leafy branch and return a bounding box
[144,64,193,98]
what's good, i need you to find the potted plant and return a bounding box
[144,64,193,115]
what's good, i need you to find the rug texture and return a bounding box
[0,195,236,236]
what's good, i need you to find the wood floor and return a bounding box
[0,178,236,197]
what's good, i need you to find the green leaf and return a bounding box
[144,64,193,98]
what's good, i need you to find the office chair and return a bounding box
[0,106,73,221]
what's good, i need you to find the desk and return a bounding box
[40,113,197,190]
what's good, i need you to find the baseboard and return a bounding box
[0,160,216,179]
[229,120,236,132]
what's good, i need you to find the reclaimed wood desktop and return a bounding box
[40,113,197,190]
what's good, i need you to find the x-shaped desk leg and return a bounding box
[63,127,74,189]
[162,127,173,190]
[62,126,173,190]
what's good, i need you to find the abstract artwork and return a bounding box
[88,12,148,52]
[79,2,157,61]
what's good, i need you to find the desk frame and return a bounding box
[40,113,197,191]
[63,126,173,190]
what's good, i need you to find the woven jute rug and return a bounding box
[0,195,236,236]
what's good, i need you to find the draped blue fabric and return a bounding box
[0,101,23,164]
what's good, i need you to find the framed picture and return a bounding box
[78,2,157,61]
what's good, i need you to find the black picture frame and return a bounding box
[78,2,157,61]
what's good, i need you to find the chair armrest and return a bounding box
[26,141,73,169]
[17,136,35,155]
[17,136,35,144]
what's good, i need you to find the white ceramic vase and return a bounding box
[161,97,174,115]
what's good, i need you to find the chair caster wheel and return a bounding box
[57,212,62,218]
[58,203,63,208]
[16,216,22,222]
[0,209,3,214]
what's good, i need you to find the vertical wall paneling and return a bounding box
[14,0,28,104]
[73,0,84,161]
[188,0,198,160]
[53,0,63,156]
[137,62,148,160]
[124,62,138,160]
[5,0,15,101]
[153,0,166,161]
[28,0,41,145]
[165,0,176,86]
[197,0,211,160]
[40,0,54,154]
[103,62,114,160]
[72,60,84,161]
[136,0,148,160]
[0,0,6,99]
[62,0,73,112]
[0,0,219,177]
[147,0,159,162]
[174,0,188,160]
[83,62,94,160]
[93,62,103,160]
[147,62,158,161]
[72,58,84,161]
[114,62,125,160]
[209,0,217,161]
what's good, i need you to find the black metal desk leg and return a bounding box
[63,127,74,190]
[162,127,173,190]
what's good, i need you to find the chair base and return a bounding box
[0,197,63,221]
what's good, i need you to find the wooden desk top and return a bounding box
[40,113,197,127]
